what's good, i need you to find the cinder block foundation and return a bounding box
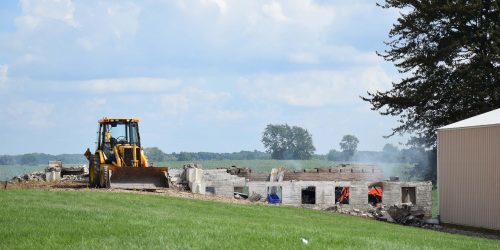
[248,180,432,217]
[170,165,432,218]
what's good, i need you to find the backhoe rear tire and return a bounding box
[89,156,100,188]
[100,165,110,188]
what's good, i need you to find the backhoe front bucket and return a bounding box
[108,166,168,189]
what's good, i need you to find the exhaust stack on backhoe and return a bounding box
[84,117,168,189]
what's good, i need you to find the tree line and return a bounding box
[0,150,271,165]
[144,148,270,162]
[0,153,87,165]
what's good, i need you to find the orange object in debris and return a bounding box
[368,187,383,206]
[338,187,349,204]
[368,187,382,197]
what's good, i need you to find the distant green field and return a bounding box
[0,189,497,249]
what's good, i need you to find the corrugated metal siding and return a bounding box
[438,125,500,230]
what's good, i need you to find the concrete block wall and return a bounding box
[186,168,205,194]
[247,181,268,198]
[248,181,372,209]
[383,181,433,217]
[248,180,432,216]
[204,169,246,197]
[237,164,384,182]
[415,182,433,217]
[45,171,61,181]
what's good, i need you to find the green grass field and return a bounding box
[0,189,497,249]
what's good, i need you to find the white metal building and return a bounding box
[437,108,500,230]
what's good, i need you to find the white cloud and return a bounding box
[262,2,289,22]
[238,68,393,107]
[288,52,318,64]
[160,86,230,113]
[16,0,78,30]
[174,0,335,52]
[106,2,141,39]
[201,0,228,14]
[166,0,394,69]
[160,86,243,121]
[81,78,180,93]
[287,45,382,65]
[76,37,95,50]
[84,98,107,111]
[3,100,55,128]
[0,65,8,87]
[160,93,190,115]
[75,2,141,49]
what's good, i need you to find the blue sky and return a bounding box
[0,0,406,154]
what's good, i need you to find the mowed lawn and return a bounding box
[0,190,498,250]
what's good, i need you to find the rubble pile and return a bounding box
[61,175,85,181]
[7,163,88,184]
[9,171,46,183]
[386,203,425,225]
[248,192,264,202]
[167,164,202,191]
[384,203,441,229]
[327,203,442,229]
[326,205,376,218]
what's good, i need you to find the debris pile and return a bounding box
[248,192,264,202]
[233,192,248,200]
[7,161,88,184]
[226,166,252,175]
[9,171,46,183]
[61,175,85,181]
[327,203,442,229]
[167,163,202,191]
[386,203,425,225]
[381,203,441,228]
[326,205,375,218]
[61,165,87,176]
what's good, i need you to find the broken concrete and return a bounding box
[10,171,46,182]
[204,169,246,197]
[45,170,61,181]
[169,164,247,197]
[9,161,88,183]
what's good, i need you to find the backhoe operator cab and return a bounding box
[99,119,144,166]
[85,118,168,189]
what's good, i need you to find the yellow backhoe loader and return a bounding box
[84,118,168,189]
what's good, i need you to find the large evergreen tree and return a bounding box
[363,0,499,147]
